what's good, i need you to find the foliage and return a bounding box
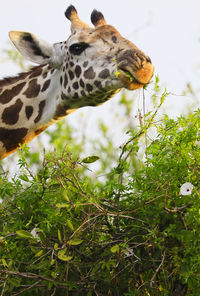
[0,82,200,295]
[0,47,200,295]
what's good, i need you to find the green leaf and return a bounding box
[124,71,134,82]
[54,243,59,251]
[58,249,72,261]
[81,156,99,164]
[2,258,8,267]
[67,238,83,246]
[58,229,62,242]
[19,174,29,182]
[114,70,120,78]
[51,271,57,279]
[35,250,44,257]
[111,244,120,253]
[16,230,34,239]
[56,203,69,208]
[67,219,74,231]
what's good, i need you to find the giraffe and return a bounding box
[0,5,154,160]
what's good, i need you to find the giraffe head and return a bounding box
[9,5,154,110]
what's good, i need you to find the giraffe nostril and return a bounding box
[146,56,152,64]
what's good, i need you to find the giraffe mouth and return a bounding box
[117,68,145,90]
[116,61,154,90]
[120,68,142,84]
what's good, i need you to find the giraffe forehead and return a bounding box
[74,25,123,44]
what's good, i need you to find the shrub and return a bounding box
[1,88,200,295]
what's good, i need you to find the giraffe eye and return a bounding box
[69,43,90,55]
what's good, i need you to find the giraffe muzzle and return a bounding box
[116,51,154,90]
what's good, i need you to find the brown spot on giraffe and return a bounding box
[72,82,79,90]
[112,35,117,43]
[0,127,28,152]
[83,61,89,68]
[54,104,68,119]
[25,105,34,120]
[2,98,23,125]
[81,90,86,97]
[94,80,103,90]
[42,72,48,79]
[84,67,95,79]
[99,69,110,79]
[61,92,69,101]
[86,84,93,92]
[69,70,74,80]
[75,65,82,78]
[79,79,85,88]
[0,82,26,104]
[29,66,43,78]
[41,79,51,92]
[64,74,68,88]
[73,92,79,99]
[34,100,46,123]
[23,79,41,98]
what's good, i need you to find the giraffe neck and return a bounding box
[0,64,119,159]
[0,65,63,159]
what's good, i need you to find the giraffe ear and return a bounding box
[9,31,56,65]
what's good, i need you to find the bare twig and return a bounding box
[143,88,148,159]
[50,287,57,296]
[69,213,104,240]
[0,275,7,296]
[0,270,68,287]
[150,250,166,287]
[30,250,51,266]
[119,91,165,163]
[164,204,192,213]
[12,280,42,296]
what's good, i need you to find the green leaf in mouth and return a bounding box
[114,68,135,82]
[124,71,135,82]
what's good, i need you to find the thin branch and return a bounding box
[30,250,51,266]
[0,270,68,287]
[164,204,192,213]
[150,250,166,287]
[119,92,165,162]
[69,213,104,240]
[12,280,42,296]
[50,287,57,296]
[0,275,7,296]
[143,88,148,159]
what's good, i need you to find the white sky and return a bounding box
[0,0,200,137]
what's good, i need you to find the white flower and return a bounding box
[30,228,40,239]
[124,248,134,257]
[179,182,194,196]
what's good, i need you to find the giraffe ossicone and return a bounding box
[0,5,154,159]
